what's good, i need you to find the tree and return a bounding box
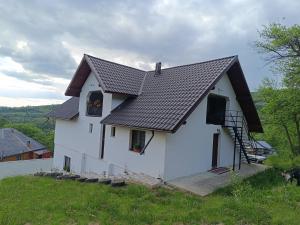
[0,116,9,127]
[257,79,300,155]
[255,23,300,158]
[255,23,300,87]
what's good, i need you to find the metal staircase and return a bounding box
[223,110,258,170]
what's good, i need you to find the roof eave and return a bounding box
[103,90,138,97]
[50,114,79,121]
[65,54,108,97]
[227,60,263,133]
[65,56,89,97]
[100,121,173,133]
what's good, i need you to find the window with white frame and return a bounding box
[130,130,145,153]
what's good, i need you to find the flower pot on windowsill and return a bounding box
[132,145,141,153]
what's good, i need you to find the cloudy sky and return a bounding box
[0,0,299,106]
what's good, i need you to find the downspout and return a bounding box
[140,130,154,155]
[100,124,106,159]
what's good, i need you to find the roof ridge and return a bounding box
[10,129,31,152]
[84,55,108,91]
[85,54,146,73]
[147,55,238,72]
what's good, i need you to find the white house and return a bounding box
[48,54,262,181]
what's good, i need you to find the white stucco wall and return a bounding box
[53,72,111,174]
[104,126,167,178]
[164,74,243,181]
[53,71,166,178]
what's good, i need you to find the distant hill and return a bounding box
[0,104,58,131]
[0,93,262,131]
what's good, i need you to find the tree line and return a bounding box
[255,23,300,169]
[0,106,55,151]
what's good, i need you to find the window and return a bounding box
[89,123,93,133]
[206,95,227,125]
[16,155,21,160]
[86,91,103,116]
[111,126,116,137]
[64,156,71,172]
[130,130,145,153]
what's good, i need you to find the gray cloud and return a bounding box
[3,71,54,86]
[0,0,300,92]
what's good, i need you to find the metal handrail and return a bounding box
[226,110,257,140]
[225,111,251,164]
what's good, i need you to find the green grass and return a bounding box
[0,169,299,225]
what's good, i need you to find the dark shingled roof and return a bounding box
[59,54,263,132]
[101,56,239,132]
[0,128,46,158]
[65,54,145,96]
[47,97,79,120]
[87,55,146,95]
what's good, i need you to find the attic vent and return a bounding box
[155,62,161,75]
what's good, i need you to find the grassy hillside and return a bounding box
[0,169,299,225]
[0,105,57,131]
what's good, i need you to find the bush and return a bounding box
[265,154,300,171]
[292,156,300,168]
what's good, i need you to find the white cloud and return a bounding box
[0,96,63,107]
[0,73,67,101]
[0,57,25,73]
[16,40,29,50]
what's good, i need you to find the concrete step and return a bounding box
[120,172,162,188]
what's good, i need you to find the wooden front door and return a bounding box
[212,133,219,168]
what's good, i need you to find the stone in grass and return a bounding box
[57,174,73,180]
[56,175,63,180]
[98,178,112,185]
[34,172,44,176]
[111,179,126,187]
[76,177,87,182]
[50,172,63,177]
[37,172,47,176]
[45,172,56,177]
[85,178,99,183]
[60,174,73,180]
[69,175,80,180]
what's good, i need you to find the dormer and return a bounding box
[65,54,146,97]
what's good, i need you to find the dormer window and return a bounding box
[87,91,103,117]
